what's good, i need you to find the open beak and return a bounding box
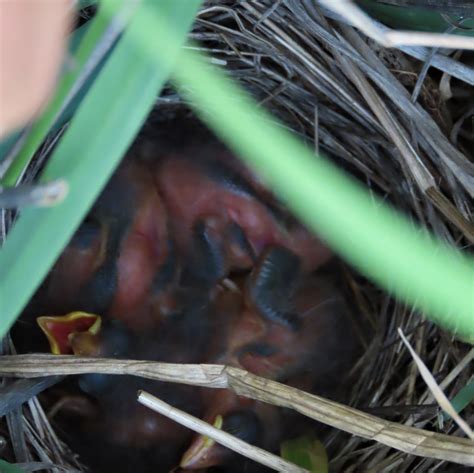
[180,415,228,470]
[37,311,101,355]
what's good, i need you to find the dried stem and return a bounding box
[317,0,474,50]
[0,180,68,209]
[138,390,308,473]
[1,354,472,466]
[398,328,474,439]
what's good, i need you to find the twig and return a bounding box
[360,404,439,418]
[421,348,474,405]
[1,354,473,466]
[138,390,307,473]
[0,180,69,209]
[387,30,474,50]
[0,377,63,417]
[317,0,389,46]
[317,0,474,50]
[398,328,474,440]
[335,47,435,192]
[339,25,474,199]
[411,42,441,103]
[12,462,80,472]
[6,408,29,463]
[439,349,474,390]
[314,105,319,155]
[317,4,474,86]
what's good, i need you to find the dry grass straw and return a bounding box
[1,354,473,467]
[1,1,473,471]
[0,180,68,209]
[138,390,308,473]
[397,329,473,440]
[0,339,83,472]
[318,0,474,50]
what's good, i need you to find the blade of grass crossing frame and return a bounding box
[177,52,474,340]
[0,0,202,338]
[112,4,474,340]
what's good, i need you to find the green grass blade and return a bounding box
[357,1,474,34]
[281,436,329,473]
[443,380,474,421]
[118,6,474,340]
[0,461,26,473]
[174,52,474,341]
[0,0,202,338]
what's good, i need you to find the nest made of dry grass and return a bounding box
[1,1,473,472]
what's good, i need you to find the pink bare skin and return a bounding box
[108,161,171,328]
[0,0,71,135]
[156,156,331,272]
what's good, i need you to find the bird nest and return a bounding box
[1,1,473,472]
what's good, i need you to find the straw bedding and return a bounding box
[1,1,472,472]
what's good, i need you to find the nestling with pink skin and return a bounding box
[28,120,363,473]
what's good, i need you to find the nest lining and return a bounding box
[1,1,473,472]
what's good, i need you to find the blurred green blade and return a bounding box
[78,0,97,8]
[281,437,329,473]
[443,380,474,420]
[121,5,474,340]
[357,0,474,33]
[0,0,202,338]
[174,50,474,340]
[0,130,21,164]
[0,461,26,473]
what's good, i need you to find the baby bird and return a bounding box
[42,158,174,330]
[155,153,332,277]
[37,311,102,355]
[37,312,204,472]
[180,247,362,470]
[27,119,355,473]
[39,122,332,333]
[181,390,281,471]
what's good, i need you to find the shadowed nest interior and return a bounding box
[1,1,473,472]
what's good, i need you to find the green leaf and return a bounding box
[0,0,202,338]
[0,460,26,473]
[281,436,329,473]
[356,1,474,34]
[443,380,474,421]
[77,0,97,9]
[109,4,474,340]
